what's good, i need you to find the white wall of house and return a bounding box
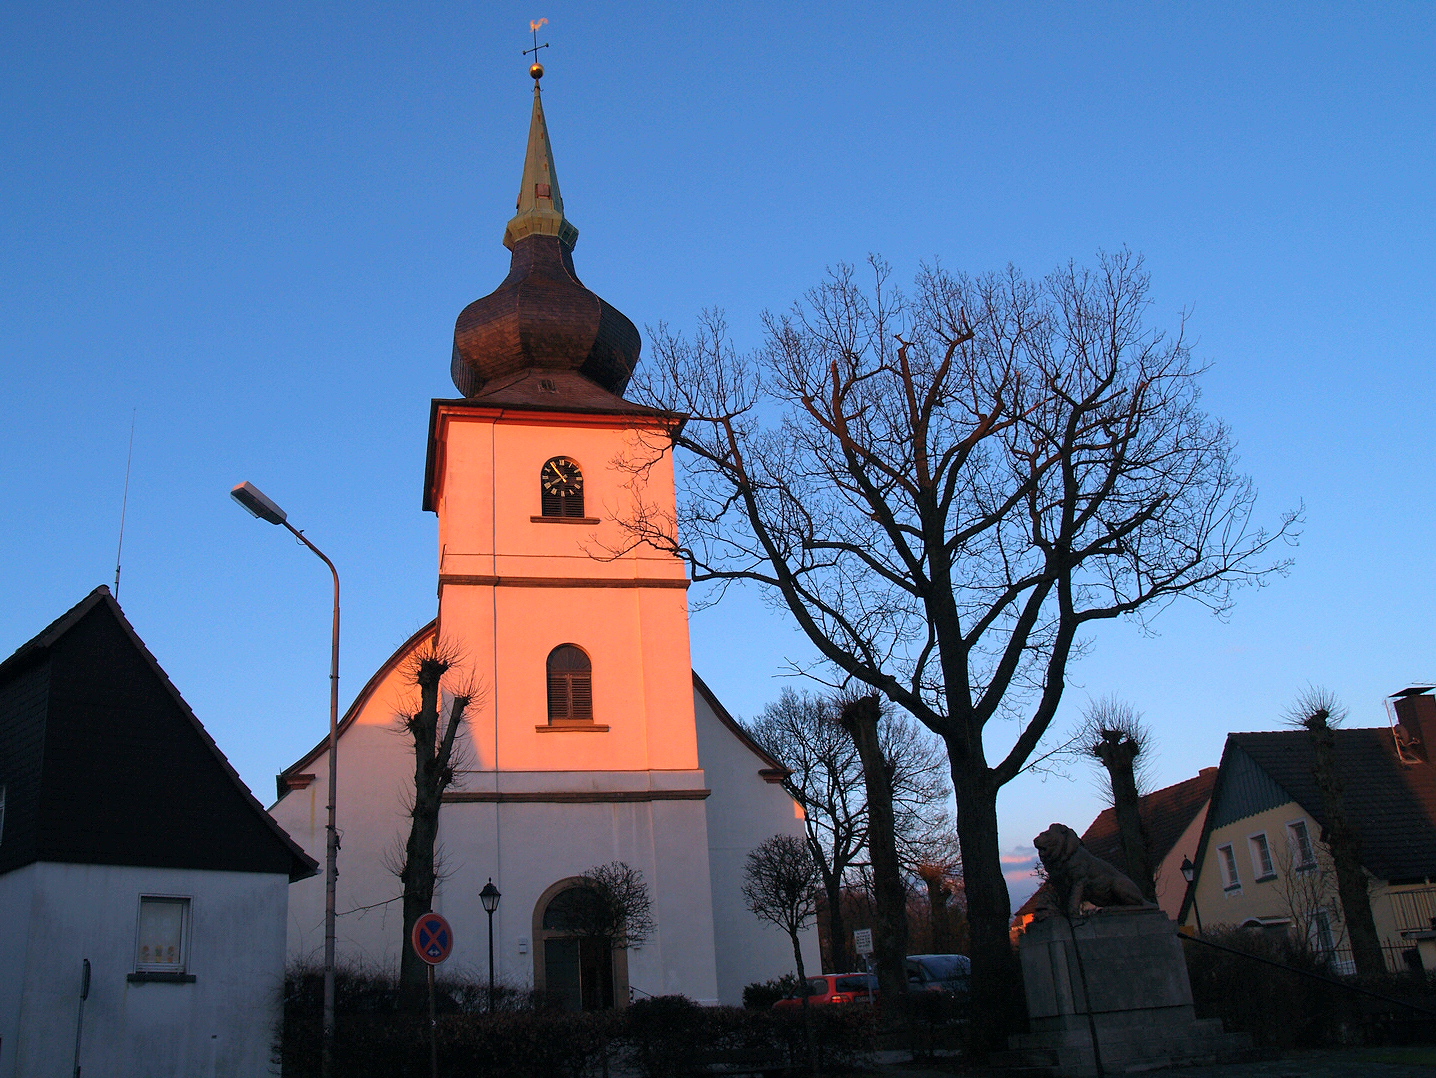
[0,861,288,1078]
[694,687,820,1003]
[1155,803,1210,921]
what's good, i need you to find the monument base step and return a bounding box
[986,1024,1255,1077]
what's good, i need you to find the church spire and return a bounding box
[503,70,579,252]
[449,62,640,399]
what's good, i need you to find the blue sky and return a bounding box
[3,2,1432,906]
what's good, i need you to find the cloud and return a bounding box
[1002,844,1042,908]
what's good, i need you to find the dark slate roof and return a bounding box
[1013,767,1217,921]
[0,587,317,881]
[1221,728,1436,882]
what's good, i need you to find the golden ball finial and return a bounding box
[530,62,544,81]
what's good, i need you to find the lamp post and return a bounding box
[1181,856,1204,936]
[231,481,341,1078]
[479,879,502,1013]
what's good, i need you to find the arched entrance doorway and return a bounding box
[533,878,629,1010]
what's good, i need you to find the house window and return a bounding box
[1219,844,1241,891]
[547,645,593,722]
[1250,833,1276,881]
[540,458,585,518]
[1313,907,1337,954]
[1288,820,1316,869]
[136,896,190,972]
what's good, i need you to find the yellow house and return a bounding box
[1180,690,1436,973]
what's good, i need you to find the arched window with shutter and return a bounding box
[547,645,593,722]
[540,457,585,518]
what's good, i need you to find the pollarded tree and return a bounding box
[1081,697,1157,901]
[622,250,1297,1034]
[744,686,949,972]
[395,640,482,1008]
[1286,688,1383,978]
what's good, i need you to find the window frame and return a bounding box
[1249,832,1277,881]
[1287,819,1317,870]
[133,894,193,974]
[546,644,594,724]
[1218,843,1242,892]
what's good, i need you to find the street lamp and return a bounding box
[479,879,502,1013]
[1181,856,1204,936]
[231,481,341,1078]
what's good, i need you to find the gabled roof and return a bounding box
[273,619,436,802]
[0,587,317,881]
[693,672,790,783]
[1219,728,1436,882]
[1013,767,1217,921]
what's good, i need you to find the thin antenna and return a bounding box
[114,410,136,600]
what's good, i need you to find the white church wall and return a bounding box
[0,861,286,1078]
[432,797,719,1003]
[693,683,820,1005]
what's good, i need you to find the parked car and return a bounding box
[772,972,879,1009]
[905,954,971,995]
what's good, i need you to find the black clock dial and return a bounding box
[541,458,583,497]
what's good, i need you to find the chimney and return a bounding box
[1392,688,1436,763]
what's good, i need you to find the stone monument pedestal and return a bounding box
[990,907,1250,1076]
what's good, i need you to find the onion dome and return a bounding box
[451,75,641,398]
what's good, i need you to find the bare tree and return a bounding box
[744,686,949,971]
[1272,834,1345,962]
[1081,698,1157,901]
[622,251,1298,1032]
[1286,687,1383,977]
[395,640,481,1007]
[743,834,822,1078]
[570,861,656,951]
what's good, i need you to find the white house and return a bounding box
[268,73,816,1007]
[0,587,317,1078]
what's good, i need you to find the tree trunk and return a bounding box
[920,869,952,953]
[950,756,1022,1049]
[1308,719,1384,978]
[840,696,909,1015]
[822,875,850,973]
[1095,738,1156,901]
[791,930,817,1078]
[398,655,464,1010]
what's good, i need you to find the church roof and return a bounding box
[0,588,317,882]
[450,72,641,400]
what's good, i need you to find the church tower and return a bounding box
[421,67,719,1005]
[270,66,812,1009]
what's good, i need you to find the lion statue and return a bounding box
[1031,823,1150,920]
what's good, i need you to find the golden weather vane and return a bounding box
[524,18,549,79]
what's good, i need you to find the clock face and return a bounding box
[541,458,583,497]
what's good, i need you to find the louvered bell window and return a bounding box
[547,645,593,722]
[540,457,585,518]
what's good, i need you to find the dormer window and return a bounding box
[547,645,593,722]
[541,458,584,518]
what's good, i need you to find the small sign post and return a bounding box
[411,913,454,1078]
[852,930,875,1005]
